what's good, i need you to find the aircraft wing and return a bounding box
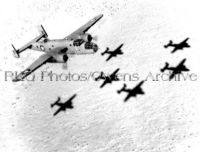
[169,72,175,80]
[182,37,189,43]
[106,54,113,61]
[136,81,145,94]
[63,94,76,107]
[13,53,52,82]
[124,94,131,102]
[176,58,189,72]
[179,58,186,66]
[67,94,77,102]
[100,80,108,88]
[136,81,144,87]
[171,47,178,53]
[65,14,103,40]
[112,68,120,76]
[138,88,145,94]
[53,108,63,116]
[115,44,124,53]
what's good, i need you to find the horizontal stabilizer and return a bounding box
[101,47,109,56]
[11,26,48,58]
[160,62,169,72]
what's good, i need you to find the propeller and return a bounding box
[92,35,98,41]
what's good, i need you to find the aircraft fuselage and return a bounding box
[31,38,98,59]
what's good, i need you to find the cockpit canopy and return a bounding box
[73,39,98,52]
[73,39,85,46]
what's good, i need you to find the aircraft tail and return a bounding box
[164,40,173,48]
[160,62,169,72]
[117,83,126,94]
[50,103,55,108]
[11,25,48,58]
[11,44,20,58]
[39,25,48,38]
[95,72,104,81]
[101,47,109,56]
[117,89,121,94]
[51,97,60,108]
[51,101,58,108]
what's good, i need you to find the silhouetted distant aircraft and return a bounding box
[95,68,120,88]
[101,44,124,61]
[160,58,189,80]
[164,38,190,53]
[117,81,145,102]
[51,94,76,116]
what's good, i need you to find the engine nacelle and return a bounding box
[79,33,92,42]
[48,54,68,63]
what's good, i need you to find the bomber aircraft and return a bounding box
[160,58,190,80]
[101,44,124,61]
[12,14,103,82]
[164,38,190,53]
[117,81,145,102]
[51,94,76,116]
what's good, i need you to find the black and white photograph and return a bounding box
[0,0,200,151]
